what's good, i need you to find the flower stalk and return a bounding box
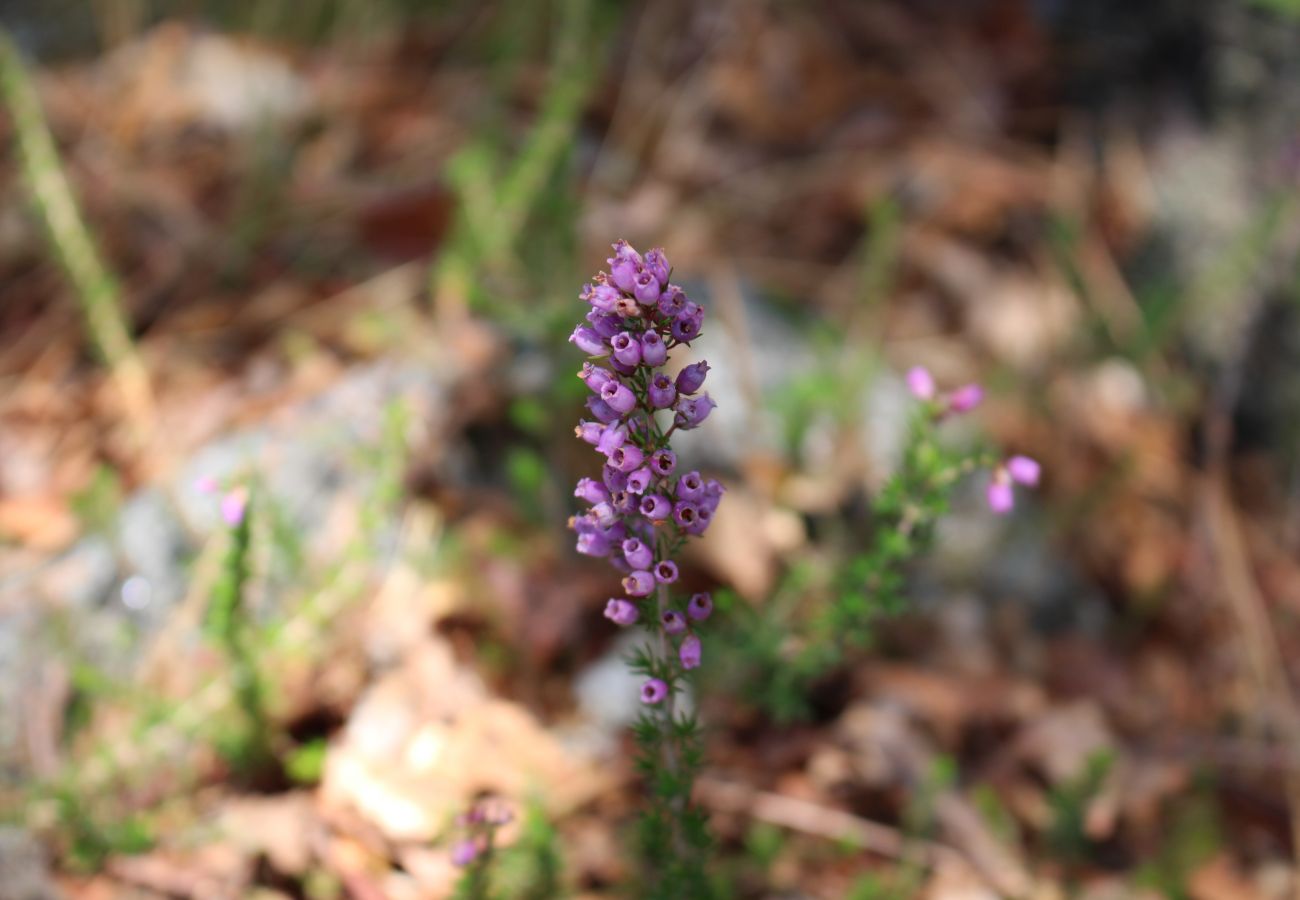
[569,241,719,895]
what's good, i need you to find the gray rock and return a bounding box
[570,630,694,758]
[671,284,917,487]
[176,360,447,553]
[0,358,458,776]
[670,285,815,470]
[928,489,1108,638]
[0,827,61,900]
[117,488,192,629]
[33,536,119,613]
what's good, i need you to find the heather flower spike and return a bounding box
[568,241,720,887]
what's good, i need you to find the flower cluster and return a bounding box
[907,365,1040,514]
[906,365,984,417]
[196,475,249,527]
[987,454,1040,514]
[450,798,513,869]
[569,241,722,701]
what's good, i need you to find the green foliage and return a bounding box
[205,491,275,777]
[720,408,990,722]
[1045,749,1115,866]
[506,447,548,521]
[431,0,609,344]
[454,853,495,900]
[508,396,550,436]
[356,399,413,535]
[285,738,329,785]
[1249,0,1300,21]
[303,868,345,900]
[1133,782,1223,899]
[198,0,439,44]
[69,464,124,535]
[492,802,566,900]
[846,869,929,900]
[0,27,146,403]
[904,756,956,840]
[631,701,714,899]
[743,822,786,872]
[54,786,154,872]
[769,342,848,459]
[971,783,1019,848]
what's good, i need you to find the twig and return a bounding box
[695,777,976,877]
[1197,197,1300,900]
[0,29,152,429]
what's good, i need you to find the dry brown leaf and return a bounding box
[0,496,78,551]
[104,844,249,899]
[320,637,605,842]
[1188,855,1266,900]
[217,792,319,877]
[696,485,790,600]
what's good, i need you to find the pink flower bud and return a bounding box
[947,384,984,414]
[906,366,935,400]
[220,487,248,527]
[986,478,1014,515]
[1007,455,1040,486]
[679,634,701,670]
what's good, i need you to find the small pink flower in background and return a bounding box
[220,487,249,527]
[947,383,984,414]
[1006,455,1040,487]
[640,678,668,705]
[986,476,1015,515]
[906,366,936,400]
[450,839,479,867]
[194,475,219,495]
[986,455,1041,515]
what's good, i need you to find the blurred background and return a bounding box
[2,0,1300,897]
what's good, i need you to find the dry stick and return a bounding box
[1201,468,1300,896]
[695,777,983,884]
[0,30,152,431]
[1199,227,1300,899]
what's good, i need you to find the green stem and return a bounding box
[655,582,682,784]
[0,29,150,416]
